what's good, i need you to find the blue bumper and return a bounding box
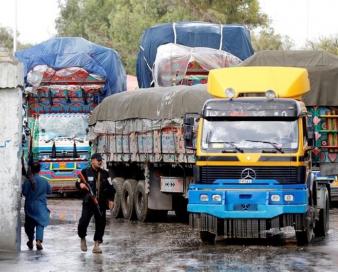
[188,181,308,219]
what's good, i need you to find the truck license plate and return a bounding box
[160,177,184,193]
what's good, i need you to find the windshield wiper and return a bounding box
[45,136,84,143]
[45,136,62,143]
[244,140,284,153]
[221,141,244,153]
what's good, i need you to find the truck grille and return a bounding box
[199,166,305,184]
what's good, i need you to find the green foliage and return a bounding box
[305,36,338,55]
[251,27,294,51]
[0,26,33,53]
[56,0,268,74]
[0,27,14,51]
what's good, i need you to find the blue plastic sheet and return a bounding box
[136,22,254,88]
[16,37,126,99]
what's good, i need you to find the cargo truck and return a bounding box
[187,66,335,245]
[23,67,105,193]
[88,84,211,220]
[16,37,126,193]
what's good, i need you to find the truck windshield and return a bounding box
[202,119,299,152]
[38,114,88,142]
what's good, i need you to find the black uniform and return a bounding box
[76,166,115,243]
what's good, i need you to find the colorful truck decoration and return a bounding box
[16,37,126,193]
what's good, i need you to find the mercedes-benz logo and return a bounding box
[241,204,250,210]
[241,168,256,180]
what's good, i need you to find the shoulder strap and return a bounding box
[96,171,101,199]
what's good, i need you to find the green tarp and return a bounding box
[241,50,338,106]
[89,84,211,125]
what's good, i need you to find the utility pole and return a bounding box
[306,0,310,44]
[13,0,18,55]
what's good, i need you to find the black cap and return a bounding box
[91,153,103,161]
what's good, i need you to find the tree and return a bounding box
[0,26,32,53]
[251,27,294,51]
[305,36,338,55]
[0,27,15,51]
[56,0,268,74]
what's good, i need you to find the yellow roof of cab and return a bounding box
[208,66,310,99]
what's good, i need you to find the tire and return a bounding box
[200,231,216,245]
[134,180,151,222]
[121,179,137,220]
[111,177,124,218]
[314,189,330,237]
[296,228,313,246]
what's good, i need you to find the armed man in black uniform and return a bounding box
[76,153,115,254]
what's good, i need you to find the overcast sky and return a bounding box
[0,0,337,48]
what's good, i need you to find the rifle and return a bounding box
[78,171,102,217]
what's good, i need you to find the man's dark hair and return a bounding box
[31,162,41,174]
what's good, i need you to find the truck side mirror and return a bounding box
[306,117,314,146]
[184,113,199,150]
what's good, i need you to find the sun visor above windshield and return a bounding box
[207,67,310,99]
[203,98,302,120]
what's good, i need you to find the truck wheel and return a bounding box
[296,228,313,246]
[314,189,330,237]
[200,231,216,245]
[121,179,137,220]
[134,180,151,222]
[111,177,124,218]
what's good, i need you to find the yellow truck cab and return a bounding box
[186,67,330,245]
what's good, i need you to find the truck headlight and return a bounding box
[284,194,294,202]
[270,194,281,202]
[212,194,222,202]
[225,88,235,98]
[265,89,276,99]
[200,194,209,202]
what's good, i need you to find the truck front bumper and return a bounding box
[188,183,308,219]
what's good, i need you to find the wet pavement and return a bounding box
[0,198,338,272]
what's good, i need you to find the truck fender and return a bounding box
[306,172,315,206]
[316,183,329,210]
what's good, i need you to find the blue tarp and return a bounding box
[136,22,254,88]
[15,37,126,99]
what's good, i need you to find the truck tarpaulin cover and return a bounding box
[89,84,211,125]
[15,37,127,99]
[241,50,338,106]
[153,43,242,87]
[136,22,254,88]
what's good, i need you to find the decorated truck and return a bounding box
[16,37,126,193]
[241,51,338,203]
[88,84,211,221]
[187,66,337,245]
[136,22,254,88]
